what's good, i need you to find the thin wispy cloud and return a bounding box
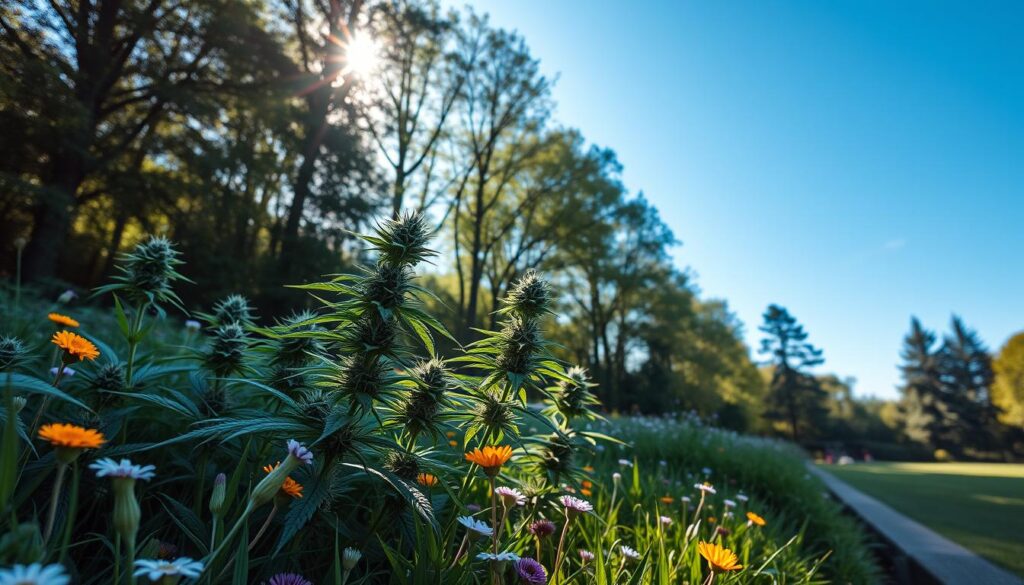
[883,238,907,251]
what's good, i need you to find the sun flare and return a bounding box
[344,34,379,77]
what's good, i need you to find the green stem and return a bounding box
[206,500,255,579]
[43,462,67,543]
[552,512,571,584]
[114,533,121,585]
[490,476,498,585]
[124,534,136,585]
[125,302,148,390]
[193,451,208,516]
[58,462,80,564]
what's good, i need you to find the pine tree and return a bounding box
[758,305,827,442]
[898,318,949,448]
[937,316,997,451]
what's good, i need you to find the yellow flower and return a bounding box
[582,465,595,473]
[746,511,766,527]
[263,463,303,499]
[706,516,717,524]
[48,313,79,328]
[417,473,439,487]
[464,445,514,476]
[39,423,105,449]
[698,541,743,573]
[51,331,99,361]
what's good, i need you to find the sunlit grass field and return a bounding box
[820,462,1024,577]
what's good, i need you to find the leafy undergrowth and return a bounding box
[581,416,882,583]
[0,215,879,584]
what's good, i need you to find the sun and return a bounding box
[344,35,379,77]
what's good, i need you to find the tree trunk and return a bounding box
[23,159,85,282]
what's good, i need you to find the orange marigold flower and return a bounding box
[582,480,593,489]
[446,431,456,439]
[464,445,514,476]
[746,511,766,527]
[39,423,105,449]
[581,488,592,497]
[51,331,99,361]
[449,440,458,448]
[48,313,79,328]
[417,473,439,487]
[263,463,303,499]
[698,541,742,573]
[660,496,674,505]
[582,465,595,473]
[706,516,717,524]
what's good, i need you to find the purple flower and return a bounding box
[287,439,313,465]
[528,519,556,537]
[578,549,595,563]
[495,486,526,506]
[559,495,593,514]
[266,573,311,585]
[515,557,547,585]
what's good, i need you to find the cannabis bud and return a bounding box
[204,323,249,376]
[553,365,598,419]
[496,316,543,376]
[500,270,552,318]
[92,362,127,393]
[211,294,255,326]
[382,449,420,481]
[0,336,28,370]
[369,211,434,267]
[97,236,188,309]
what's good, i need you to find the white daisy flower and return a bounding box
[457,516,493,537]
[0,563,70,585]
[620,545,640,560]
[476,552,520,562]
[133,558,204,582]
[90,458,157,481]
[494,486,526,507]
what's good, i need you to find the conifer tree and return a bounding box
[758,304,827,442]
[898,318,949,447]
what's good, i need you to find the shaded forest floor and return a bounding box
[820,461,1024,577]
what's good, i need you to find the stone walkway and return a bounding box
[809,464,1023,585]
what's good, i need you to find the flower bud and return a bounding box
[250,441,312,508]
[209,473,226,516]
[112,478,141,543]
[342,547,362,571]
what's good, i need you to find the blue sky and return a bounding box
[446,0,1024,399]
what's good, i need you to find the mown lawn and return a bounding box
[820,462,1024,577]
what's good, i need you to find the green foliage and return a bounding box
[992,332,1024,428]
[897,316,1012,456]
[759,305,828,442]
[0,224,876,583]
